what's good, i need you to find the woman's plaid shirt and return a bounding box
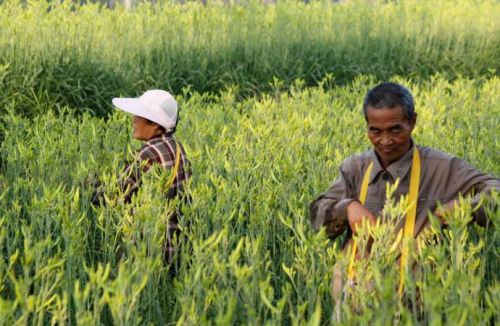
[120,133,191,265]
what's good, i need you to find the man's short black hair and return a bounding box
[363,82,415,121]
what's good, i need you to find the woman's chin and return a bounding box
[133,133,144,141]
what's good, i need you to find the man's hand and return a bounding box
[347,200,376,234]
[434,199,458,226]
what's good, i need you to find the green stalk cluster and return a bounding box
[0,0,499,116]
[0,77,498,324]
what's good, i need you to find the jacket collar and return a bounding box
[368,141,415,184]
[147,132,174,145]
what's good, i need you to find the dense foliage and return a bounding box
[0,0,499,116]
[0,76,498,324]
[1,0,499,324]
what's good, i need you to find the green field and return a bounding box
[1,0,499,116]
[0,0,499,325]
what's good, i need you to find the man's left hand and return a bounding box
[434,199,458,226]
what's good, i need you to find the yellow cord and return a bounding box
[166,143,182,189]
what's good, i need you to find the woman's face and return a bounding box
[132,116,162,141]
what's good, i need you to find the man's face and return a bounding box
[366,105,416,167]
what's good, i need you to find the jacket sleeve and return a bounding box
[449,158,500,226]
[309,161,358,240]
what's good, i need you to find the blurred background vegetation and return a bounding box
[0,0,498,117]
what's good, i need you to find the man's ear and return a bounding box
[410,113,417,129]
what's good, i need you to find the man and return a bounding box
[95,90,191,266]
[309,82,499,305]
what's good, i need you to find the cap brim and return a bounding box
[112,97,173,131]
[112,98,148,117]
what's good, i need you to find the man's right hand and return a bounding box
[347,200,376,234]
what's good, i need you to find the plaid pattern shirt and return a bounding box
[120,133,191,265]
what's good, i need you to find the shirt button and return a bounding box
[382,172,390,181]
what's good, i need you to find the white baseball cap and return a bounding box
[112,90,178,131]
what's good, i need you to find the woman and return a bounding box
[112,89,191,265]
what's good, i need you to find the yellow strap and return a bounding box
[398,148,421,296]
[346,148,421,298]
[347,161,373,280]
[166,143,182,189]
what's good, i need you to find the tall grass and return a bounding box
[0,76,498,324]
[0,0,499,116]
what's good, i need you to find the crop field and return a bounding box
[0,0,499,325]
[1,0,499,116]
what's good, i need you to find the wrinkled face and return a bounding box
[132,116,162,141]
[366,106,416,168]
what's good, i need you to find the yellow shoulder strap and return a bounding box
[346,147,421,298]
[166,143,182,189]
[398,147,421,296]
[347,161,373,280]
